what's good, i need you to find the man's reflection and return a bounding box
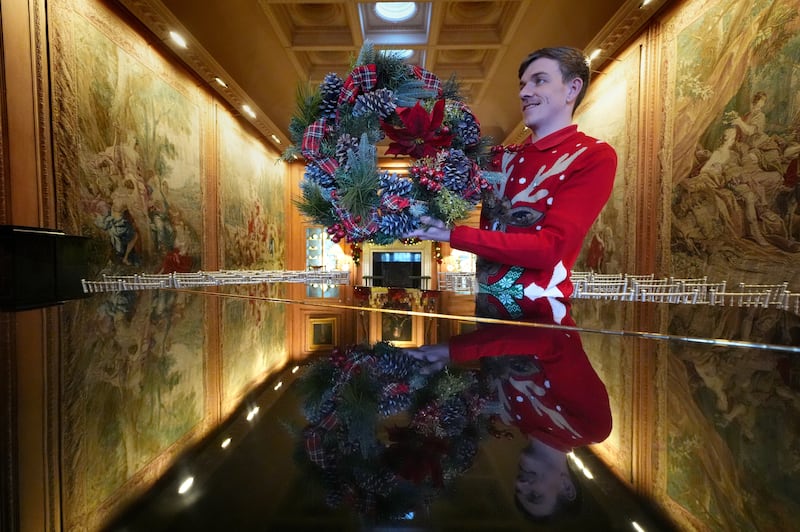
[407,307,612,522]
[295,301,611,523]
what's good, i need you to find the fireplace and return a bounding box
[361,241,431,289]
[371,251,421,288]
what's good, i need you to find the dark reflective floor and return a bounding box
[53,287,800,531]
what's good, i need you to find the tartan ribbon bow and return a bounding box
[301,118,339,176]
[411,65,442,96]
[333,205,380,242]
[338,64,378,105]
[304,411,340,468]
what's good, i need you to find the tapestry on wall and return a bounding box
[574,44,639,275]
[60,290,206,530]
[48,1,209,527]
[668,0,800,289]
[569,43,640,482]
[666,304,800,531]
[217,109,287,409]
[51,0,204,279]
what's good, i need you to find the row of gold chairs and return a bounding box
[571,272,796,313]
[81,270,351,293]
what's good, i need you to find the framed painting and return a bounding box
[307,317,338,351]
[370,311,423,347]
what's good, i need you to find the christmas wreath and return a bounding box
[282,42,499,246]
[293,342,487,518]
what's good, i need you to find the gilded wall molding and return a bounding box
[33,0,54,228]
[0,18,14,532]
[636,23,665,278]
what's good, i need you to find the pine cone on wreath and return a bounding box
[379,171,413,197]
[455,112,481,146]
[442,149,472,193]
[439,398,469,436]
[376,349,421,379]
[335,133,360,168]
[378,392,413,416]
[305,163,337,190]
[378,212,416,238]
[320,72,344,118]
[353,87,396,119]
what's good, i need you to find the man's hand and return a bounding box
[403,343,450,374]
[404,216,452,242]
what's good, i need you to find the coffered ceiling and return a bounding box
[117,0,671,152]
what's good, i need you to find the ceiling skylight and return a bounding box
[374,2,417,23]
[380,49,414,60]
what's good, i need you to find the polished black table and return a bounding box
[48,286,799,531]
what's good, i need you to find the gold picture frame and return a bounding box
[370,311,423,347]
[307,317,337,351]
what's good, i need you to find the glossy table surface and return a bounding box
[54,286,799,531]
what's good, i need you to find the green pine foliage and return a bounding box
[287,83,322,147]
[374,53,412,91]
[440,74,463,101]
[393,78,438,107]
[296,358,338,403]
[337,106,381,143]
[293,182,336,226]
[354,40,377,67]
[336,134,380,219]
[338,371,379,457]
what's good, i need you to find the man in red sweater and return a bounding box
[406,310,612,521]
[407,47,618,322]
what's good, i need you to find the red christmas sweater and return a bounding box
[449,320,612,452]
[450,125,617,321]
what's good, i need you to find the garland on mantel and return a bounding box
[282,41,501,247]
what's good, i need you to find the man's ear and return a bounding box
[560,473,577,501]
[566,77,583,105]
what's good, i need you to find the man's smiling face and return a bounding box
[519,57,579,139]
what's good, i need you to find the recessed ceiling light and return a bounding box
[588,49,602,63]
[242,104,256,118]
[214,77,228,88]
[375,2,417,23]
[270,134,281,144]
[169,31,188,48]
